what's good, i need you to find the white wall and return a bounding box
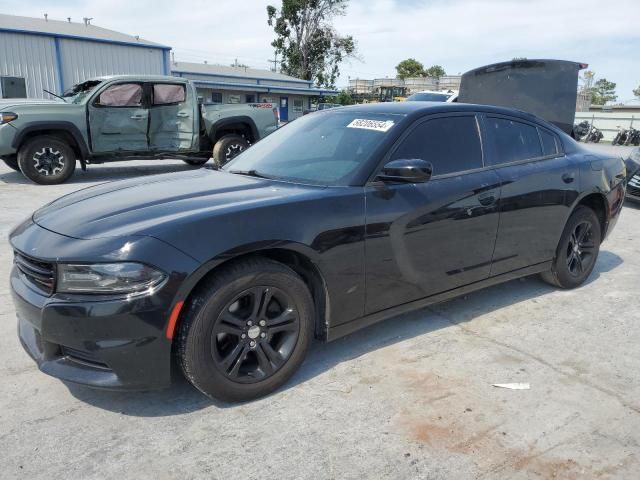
[59,38,165,90]
[0,31,59,98]
[575,112,640,142]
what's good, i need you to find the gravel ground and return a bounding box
[1,147,639,479]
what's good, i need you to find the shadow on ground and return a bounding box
[0,161,200,185]
[66,250,623,416]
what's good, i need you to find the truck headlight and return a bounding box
[57,263,166,294]
[0,112,18,124]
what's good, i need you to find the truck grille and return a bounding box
[629,173,640,198]
[14,251,55,295]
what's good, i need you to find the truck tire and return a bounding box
[182,158,209,166]
[212,135,250,167]
[1,156,20,172]
[18,136,76,185]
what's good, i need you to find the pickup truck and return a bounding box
[0,75,279,184]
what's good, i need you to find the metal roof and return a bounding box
[0,13,169,49]
[171,62,311,85]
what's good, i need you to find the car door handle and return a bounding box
[177,112,190,118]
[478,192,497,206]
[562,173,575,184]
[130,114,147,120]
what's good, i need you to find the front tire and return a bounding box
[212,135,250,167]
[1,156,20,172]
[541,206,601,289]
[176,257,314,402]
[182,158,209,166]
[17,136,76,185]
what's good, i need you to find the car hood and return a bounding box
[33,169,323,240]
[0,98,64,110]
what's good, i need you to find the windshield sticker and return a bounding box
[347,119,395,132]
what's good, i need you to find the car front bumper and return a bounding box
[9,219,198,391]
[0,123,18,156]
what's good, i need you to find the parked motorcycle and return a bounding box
[624,127,640,146]
[612,126,629,146]
[585,125,604,143]
[573,121,590,141]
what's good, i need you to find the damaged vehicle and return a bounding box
[0,75,279,184]
[10,98,626,402]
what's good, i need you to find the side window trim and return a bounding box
[367,112,486,184]
[537,126,563,158]
[91,82,146,109]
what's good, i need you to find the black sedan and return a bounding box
[10,102,626,401]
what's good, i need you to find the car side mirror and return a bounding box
[377,159,433,183]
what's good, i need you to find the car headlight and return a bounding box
[0,112,18,125]
[57,262,166,294]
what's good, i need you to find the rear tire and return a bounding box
[176,257,314,402]
[17,136,76,185]
[541,206,601,289]
[1,156,20,172]
[212,135,250,167]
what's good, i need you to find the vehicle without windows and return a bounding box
[0,75,279,184]
[10,102,626,401]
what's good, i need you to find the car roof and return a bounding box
[335,101,541,121]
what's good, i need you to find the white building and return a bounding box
[0,13,170,99]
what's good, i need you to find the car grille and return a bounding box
[629,173,640,198]
[14,251,55,295]
[60,346,110,370]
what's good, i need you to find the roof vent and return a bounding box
[44,13,48,21]
[204,60,208,65]
[67,17,71,23]
[135,35,140,40]
[83,17,93,26]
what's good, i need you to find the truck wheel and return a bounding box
[1,156,20,172]
[17,136,76,185]
[212,135,250,167]
[182,158,209,166]
[176,257,314,402]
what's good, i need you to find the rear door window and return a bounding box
[97,83,143,107]
[152,84,186,105]
[539,128,559,156]
[391,115,483,176]
[485,117,542,165]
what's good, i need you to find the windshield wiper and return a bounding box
[228,169,270,179]
[43,89,66,102]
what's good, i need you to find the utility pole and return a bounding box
[267,52,281,73]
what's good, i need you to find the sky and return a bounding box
[6,0,640,102]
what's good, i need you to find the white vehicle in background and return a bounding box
[406,90,458,102]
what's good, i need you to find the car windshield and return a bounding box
[223,111,401,186]
[62,80,102,104]
[407,92,451,102]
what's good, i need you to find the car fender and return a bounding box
[11,121,89,158]
[209,116,259,143]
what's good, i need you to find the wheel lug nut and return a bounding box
[249,340,256,347]
[259,320,266,327]
[241,333,246,339]
[260,332,266,338]
[247,321,253,326]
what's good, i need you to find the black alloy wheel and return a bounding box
[177,257,314,402]
[541,206,601,289]
[565,220,596,277]
[212,134,250,167]
[212,286,300,383]
[17,135,76,185]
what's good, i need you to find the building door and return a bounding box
[279,96,289,122]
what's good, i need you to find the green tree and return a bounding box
[395,58,425,79]
[267,0,357,89]
[425,65,446,79]
[589,78,617,105]
[633,84,640,98]
[335,89,355,105]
